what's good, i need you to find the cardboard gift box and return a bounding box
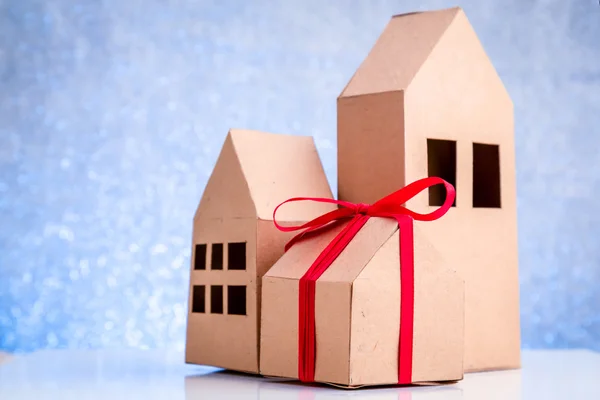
[337,7,520,372]
[260,178,464,387]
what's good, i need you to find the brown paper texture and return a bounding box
[186,129,335,373]
[260,218,464,387]
[186,217,259,372]
[337,7,520,372]
[340,8,459,98]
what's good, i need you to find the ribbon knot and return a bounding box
[272,177,456,384]
[355,203,371,215]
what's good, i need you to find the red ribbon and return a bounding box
[273,177,455,384]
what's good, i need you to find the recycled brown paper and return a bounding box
[337,7,520,372]
[260,218,464,387]
[185,129,335,373]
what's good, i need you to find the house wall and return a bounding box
[185,217,259,373]
[350,226,464,385]
[338,13,519,373]
[403,11,519,372]
[338,90,406,205]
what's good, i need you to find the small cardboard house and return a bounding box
[337,7,520,372]
[186,129,335,373]
[260,217,464,387]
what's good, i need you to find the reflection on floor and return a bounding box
[184,370,467,400]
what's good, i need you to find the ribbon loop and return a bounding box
[274,177,455,242]
[369,176,455,221]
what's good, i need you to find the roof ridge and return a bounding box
[392,6,461,19]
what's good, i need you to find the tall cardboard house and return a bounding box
[261,217,465,386]
[186,129,335,373]
[337,7,520,372]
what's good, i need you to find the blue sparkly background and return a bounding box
[1,0,599,353]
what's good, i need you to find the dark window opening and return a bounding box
[211,285,223,314]
[228,242,246,270]
[192,285,205,313]
[194,244,206,270]
[473,143,501,208]
[211,243,223,270]
[427,139,457,207]
[228,286,246,315]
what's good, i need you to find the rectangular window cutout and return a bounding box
[427,139,457,207]
[211,243,223,270]
[211,285,223,314]
[192,285,205,313]
[473,143,501,208]
[228,286,246,315]
[194,244,206,270]
[228,242,246,270]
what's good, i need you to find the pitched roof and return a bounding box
[340,7,462,97]
[226,129,334,221]
[265,218,399,282]
[265,217,447,285]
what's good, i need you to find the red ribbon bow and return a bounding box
[273,177,455,384]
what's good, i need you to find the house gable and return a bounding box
[340,7,460,98]
[350,224,464,385]
[196,129,335,222]
[406,8,512,131]
[229,129,335,222]
[403,8,514,210]
[195,133,256,220]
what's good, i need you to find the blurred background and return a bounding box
[0,0,599,353]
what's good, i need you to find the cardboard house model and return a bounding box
[187,6,519,385]
[261,217,465,387]
[337,7,520,372]
[185,129,335,373]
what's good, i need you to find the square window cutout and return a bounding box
[194,244,206,270]
[427,139,457,207]
[228,242,246,270]
[473,143,501,208]
[192,285,205,313]
[211,243,223,270]
[228,286,246,316]
[211,285,223,314]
